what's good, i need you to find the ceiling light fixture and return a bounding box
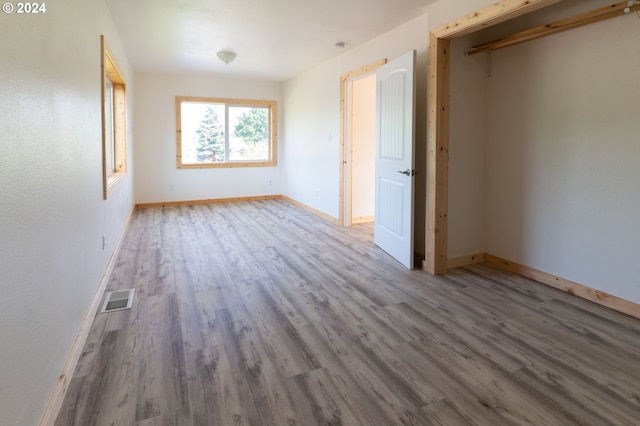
[216,51,237,65]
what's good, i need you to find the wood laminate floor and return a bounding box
[56,200,640,425]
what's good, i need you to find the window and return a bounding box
[101,35,127,199]
[105,80,115,175]
[176,96,277,168]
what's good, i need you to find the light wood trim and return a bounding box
[485,254,640,320]
[175,96,183,169]
[177,96,277,106]
[340,77,351,227]
[447,253,487,269]
[135,195,341,225]
[175,96,277,169]
[445,251,640,319]
[39,207,134,426]
[340,59,388,83]
[103,43,125,86]
[106,171,126,197]
[352,215,374,224]
[468,1,640,55]
[427,0,570,275]
[431,0,561,39]
[178,161,277,169]
[426,34,450,275]
[339,59,387,227]
[135,195,282,209]
[101,35,127,200]
[113,85,127,172]
[280,195,340,225]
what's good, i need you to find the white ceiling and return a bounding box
[106,0,438,81]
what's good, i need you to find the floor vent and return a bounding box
[100,289,135,313]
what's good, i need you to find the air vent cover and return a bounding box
[100,289,134,313]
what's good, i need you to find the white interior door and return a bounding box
[374,50,416,269]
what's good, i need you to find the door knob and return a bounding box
[397,169,416,176]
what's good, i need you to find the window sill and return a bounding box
[104,171,126,200]
[177,160,277,169]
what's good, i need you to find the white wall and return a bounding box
[134,73,283,204]
[282,13,430,254]
[484,6,640,303]
[427,0,499,29]
[446,35,488,258]
[0,1,134,424]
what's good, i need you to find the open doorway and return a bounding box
[339,59,386,227]
[346,74,376,225]
[341,54,418,268]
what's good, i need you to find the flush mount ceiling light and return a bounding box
[216,50,237,65]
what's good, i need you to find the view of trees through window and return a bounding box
[180,100,271,165]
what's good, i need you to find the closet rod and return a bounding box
[466,1,640,56]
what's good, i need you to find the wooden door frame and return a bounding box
[339,59,387,227]
[425,0,561,274]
